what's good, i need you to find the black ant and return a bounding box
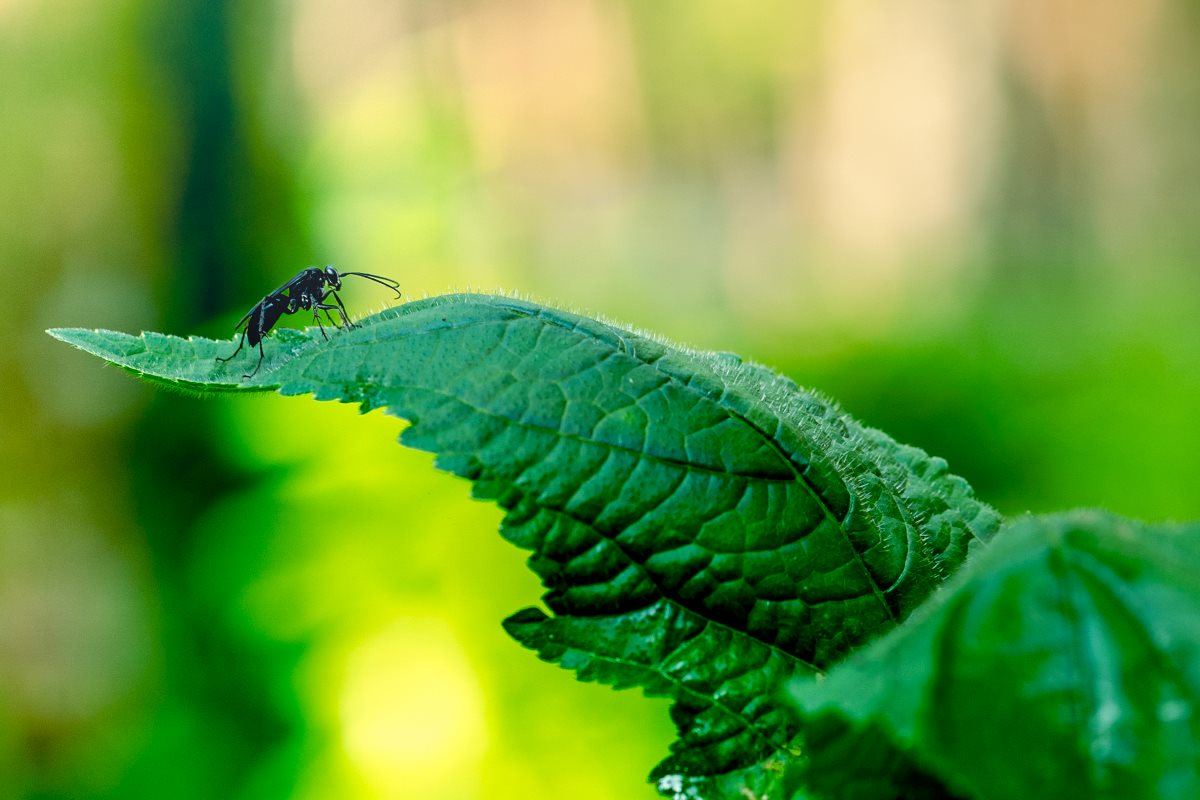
[217,266,401,378]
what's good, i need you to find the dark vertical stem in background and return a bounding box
[158,0,310,324]
[166,0,238,323]
[122,0,311,795]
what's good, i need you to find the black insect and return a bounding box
[218,266,401,378]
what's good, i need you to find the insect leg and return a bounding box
[216,329,247,363]
[244,340,266,379]
[328,290,356,329]
[315,302,347,331]
[316,289,349,328]
[312,310,329,341]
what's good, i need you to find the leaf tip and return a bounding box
[46,326,110,356]
[45,326,142,364]
[501,607,549,641]
[45,327,86,345]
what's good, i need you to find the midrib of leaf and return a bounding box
[1047,545,1100,779]
[1065,551,1200,743]
[411,381,802,483]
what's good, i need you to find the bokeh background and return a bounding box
[3,1,1199,797]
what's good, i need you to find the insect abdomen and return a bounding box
[247,298,289,346]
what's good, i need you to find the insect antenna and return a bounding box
[341,271,402,298]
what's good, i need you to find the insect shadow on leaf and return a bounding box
[217,266,402,378]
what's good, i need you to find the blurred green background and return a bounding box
[3,1,1199,797]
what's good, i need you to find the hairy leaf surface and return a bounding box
[50,294,998,797]
[790,511,1200,800]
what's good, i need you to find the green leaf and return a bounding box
[789,510,1200,800]
[50,293,998,798]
